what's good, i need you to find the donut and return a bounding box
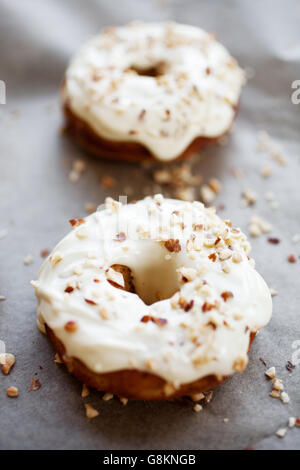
[32,195,272,400]
[62,22,245,162]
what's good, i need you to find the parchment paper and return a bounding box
[0,0,299,450]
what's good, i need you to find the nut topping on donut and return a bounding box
[164,239,181,253]
[221,291,234,302]
[69,218,85,227]
[32,195,272,398]
[64,321,78,333]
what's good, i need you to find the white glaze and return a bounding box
[63,22,244,161]
[32,196,272,387]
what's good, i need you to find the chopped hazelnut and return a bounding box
[193,404,203,412]
[29,377,41,391]
[81,384,90,398]
[84,403,99,419]
[265,367,276,379]
[64,321,78,332]
[102,392,113,401]
[0,353,16,375]
[119,397,128,406]
[6,386,19,398]
[276,428,287,438]
[280,392,290,404]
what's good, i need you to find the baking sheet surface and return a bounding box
[0,0,299,450]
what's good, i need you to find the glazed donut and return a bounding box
[62,22,244,162]
[32,195,272,400]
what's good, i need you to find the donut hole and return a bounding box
[129,61,167,77]
[110,255,180,305]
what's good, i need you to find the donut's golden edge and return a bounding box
[46,324,255,400]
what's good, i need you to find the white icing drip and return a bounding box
[32,196,272,386]
[63,22,245,161]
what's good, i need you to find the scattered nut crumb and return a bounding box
[241,188,257,207]
[84,403,99,419]
[268,237,280,245]
[68,170,80,183]
[272,378,284,391]
[286,361,295,373]
[280,392,290,404]
[81,384,90,398]
[40,248,50,258]
[73,159,86,174]
[84,202,97,214]
[101,176,116,188]
[288,254,296,263]
[102,392,113,401]
[265,367,276,379]
[208,178,222,194]
[288,417,296,428]
[270,390,281,399]
[256,131,287,165]
[175,187,195,201]
[200,184,216,205]
[0,295,6,301]
[119,397,128,406]
[6,386,19,398]
[29,377,41,391]
[261,165,272,178]
[190,392,205,402]
[69,159,86,183]
[203,391,214,405]
[249,215,272,237]
[54,353,63,364]
[0,353,16,375]
[276,427,287,438]
[292,234,300,244]
[193,404,203,412]
[269,288,278,297]
[24,254,34,265]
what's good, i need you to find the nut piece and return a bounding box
[190,392,205,402]
[276,428,287,438]
[0,353,16,375]
[261,165,272,178]
[265,367,276,379]
[102,392,114,401]
[280,392,290,404]
[81,383,90,398]
[193,404,203,412]
[24,254,34,265]
[288,417,296,428]
[200,185,216,204]
[164,239,181,253]
[6,386,19,398]
[64,321,78,333]
[84,403,99,419]
[119,397,128,406]
[54,353,63,364]
[233,355,248,372]
[272,378,283,391]
[29,377,41,391]
[105,268,125,288]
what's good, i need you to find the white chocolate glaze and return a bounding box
[62,22,245,161]
[32,196,272,387]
